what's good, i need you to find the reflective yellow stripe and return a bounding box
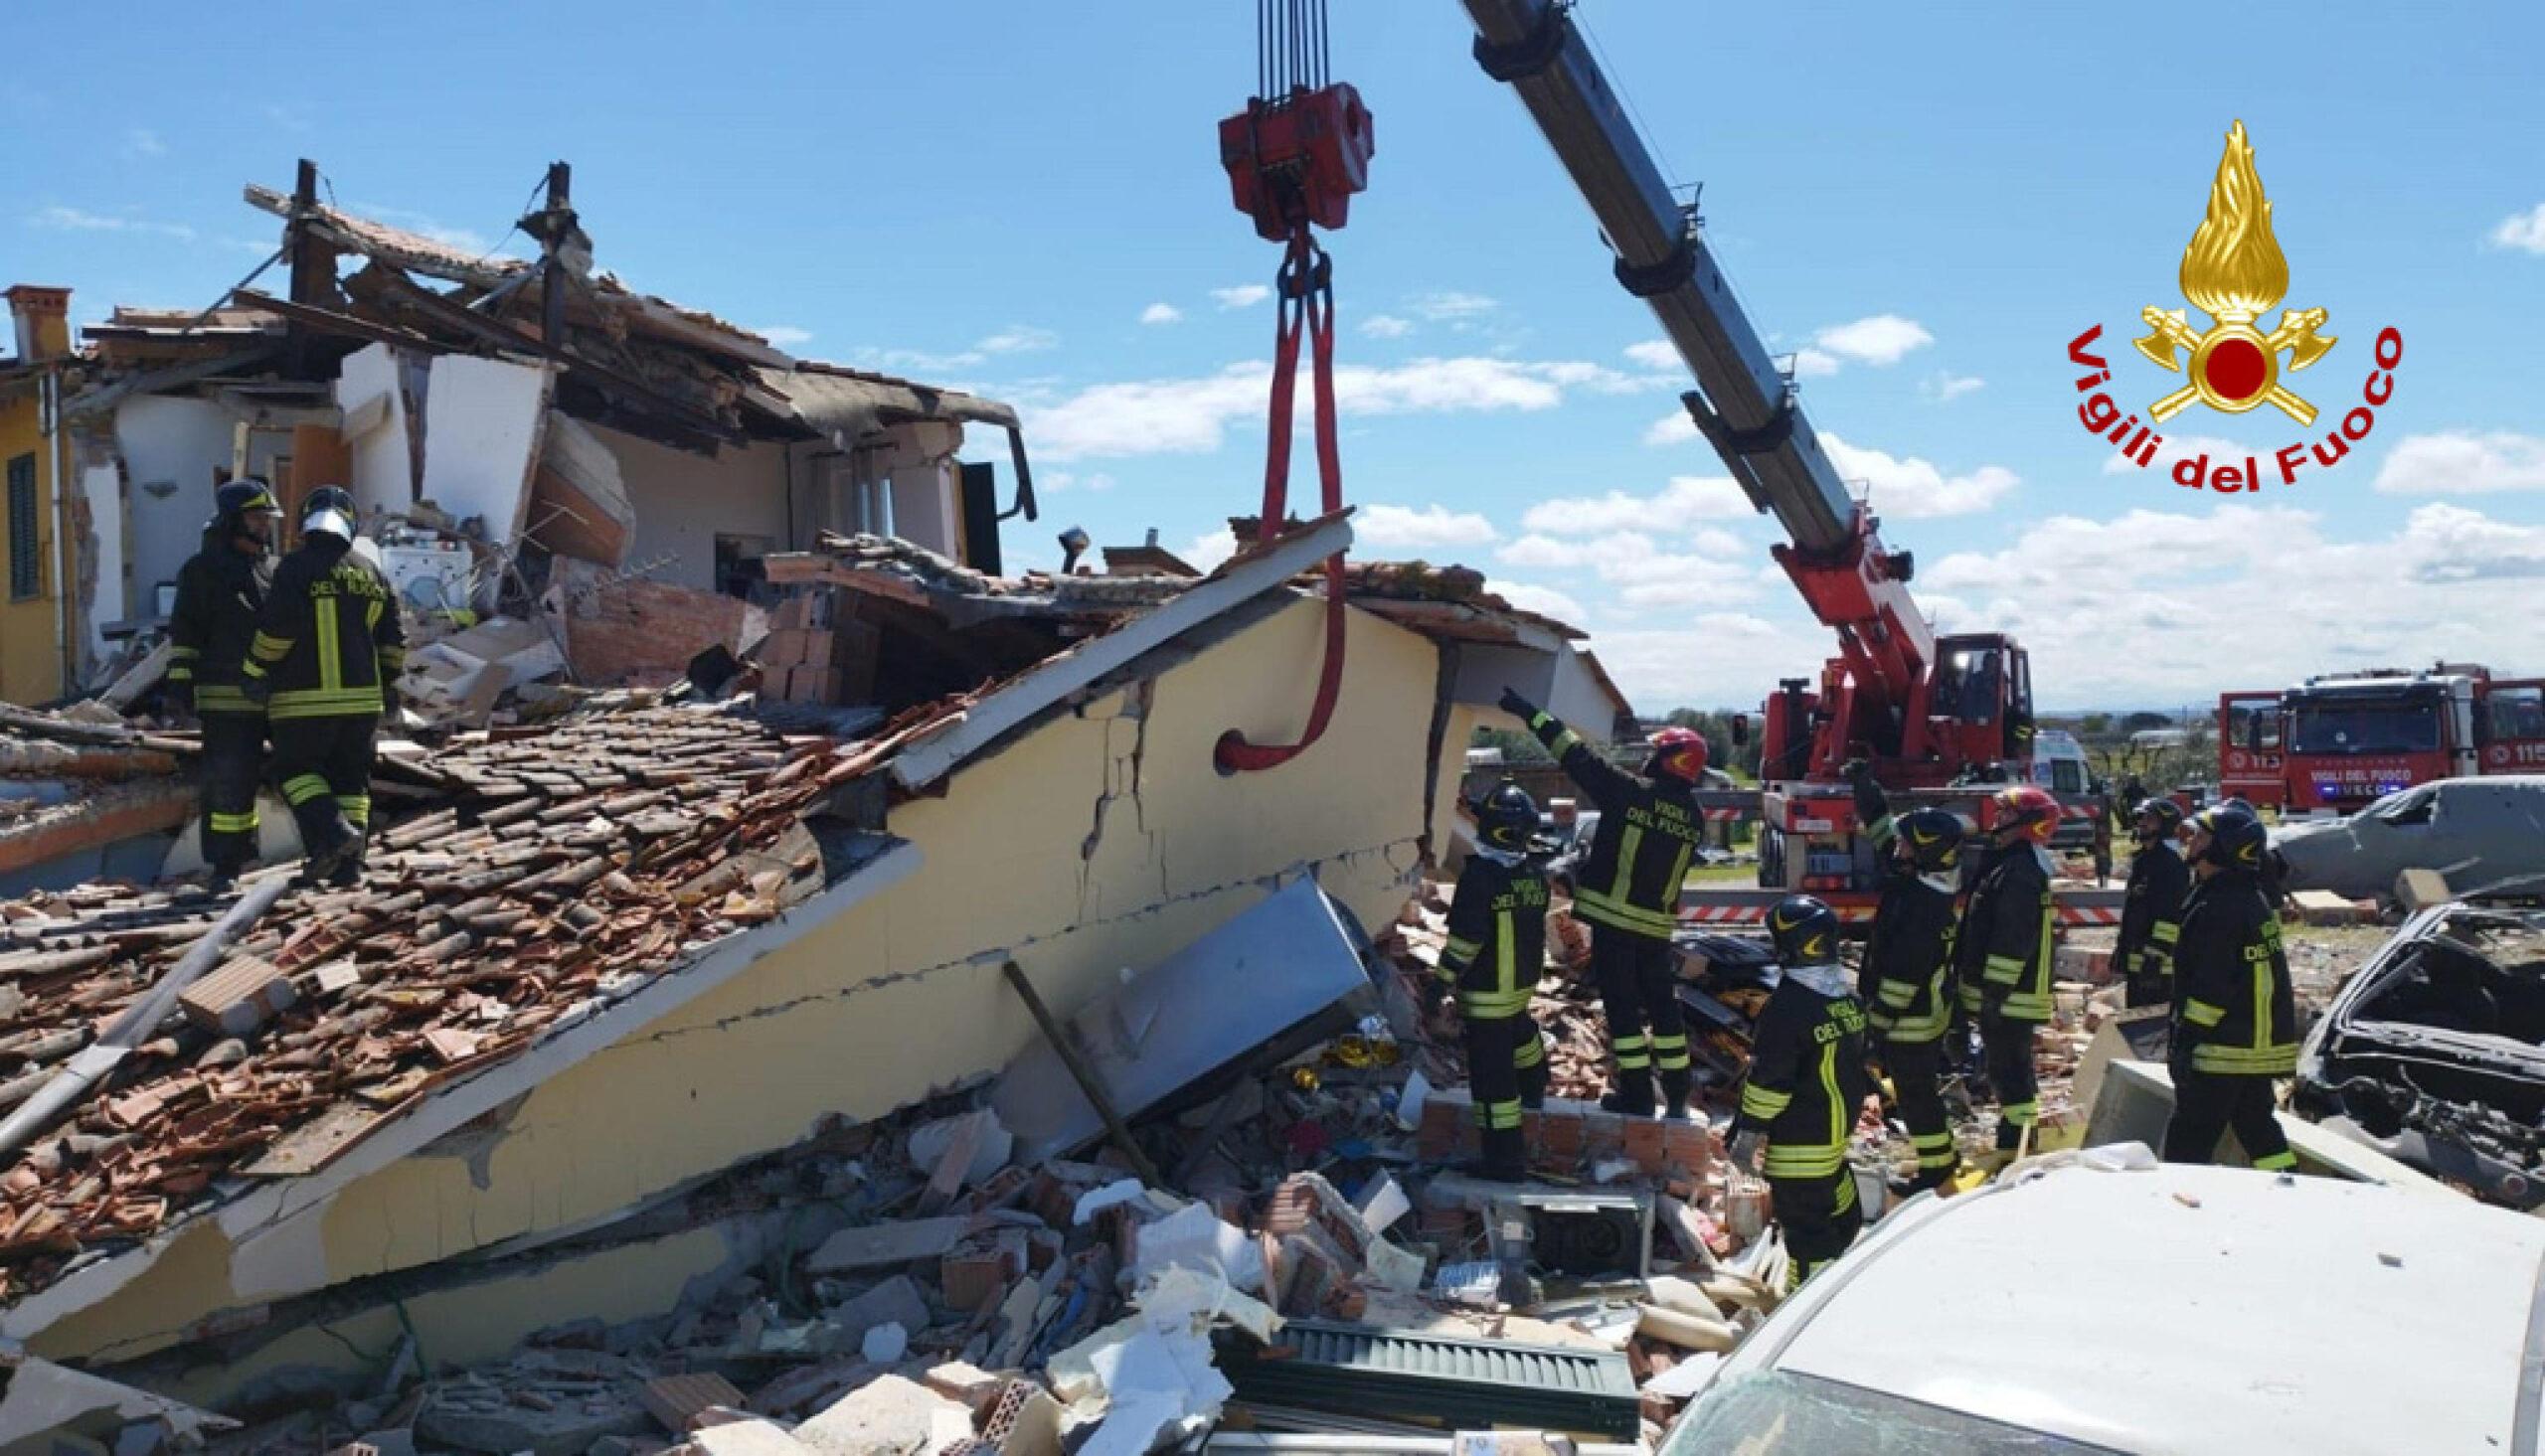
[169,646,200,660]
[1512,1036,1545,1069]
[194,687,260,714]
[1999,1099,2038,1126]
[1651,1032,1689,1071]
[1886,1006,1951,1042]
[337,794,371,827]
[316,596,342,694]
[1549,728,1584,758]
[1879,982,1916,1008]
[1740,1083,1790,1119]
[2252,1151,2297,1171]
[1764,1146,1845,1176]
[1665,841,1692,897]
[2253,945,2275,1057]
[1574,889,1675,937]
[282,773,333,806]
[2149,920,2179,944]
[1819,1040,1844,1149]
[2182,999,2227,1028]
[2192,1044,2296,1074]
[1473,1099,1524,1130]
[1460,990,1532,1017]
[1609,822,1643,919]
[1495,906,1516,999]
[208,810,259,833]
[1999,992,2055,1021]
[268,689,382,720]
[1443,934,1480,964]
[166,666,194,683]
[1984,953,2026,985]
[250,631,291,663]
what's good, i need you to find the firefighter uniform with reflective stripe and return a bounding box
[1441,850,1551,1180]
[2117,839,2190,1008]
[1859,817,1962,1188]
[1955,840,2055,1150]
[1523,708,1700,1114]
[2163,870,2297,1170]
[244,534,404,868]
[1735,960,1869,1279]
[168,525,272,876]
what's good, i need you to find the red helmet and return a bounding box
[1645,727,1709,782]
[1989,785,2061,845]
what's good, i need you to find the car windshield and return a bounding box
[1663,1371,2120,1455]
[2289,698,2440,754]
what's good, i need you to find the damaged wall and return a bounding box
[109,396,232,622]
[35,594,1454,1369]
[604,427,799,592]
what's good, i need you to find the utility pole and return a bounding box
[283,158,320,376]
[538,161,574,347]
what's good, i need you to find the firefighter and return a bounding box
[167,479,282,890]
[1844,761,1965,1192]
[1730,894,1869,1285]
[241,487,406,886]
[1437,778,1553,1182]
[1499,689,1706,1118]
[2162,805,2298,1170]
[1954,783,2060,1162]
[2115,797,2191,1008]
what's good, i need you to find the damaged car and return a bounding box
[2294,902,2545,1210]
[2272,774,2545,902]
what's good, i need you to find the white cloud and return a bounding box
[1821,432,2016,518]
[1212,284,1272,310]
[1643,409,1699,447]
[1581,613,1832,713]
[1354,504,1499,551]
[1361,314,1412,338]
[1624,340,1679,370]
[1040,471,1116,495]
[1490,579,1591,625]
[1030,356,1652,462]
[1813,314,1934,367]
[30,205,195,242]
[2099,431,2246,477]
[1912,502,2545,703]
[1183,530,1238,573]
[757,325,813,349]
[2488,204,2545,254]
[1139,302,1183,325]
[2373,430,2545,495]
[881,324,1060,373]
[1923,372,1985,403]
[123,127,165,159]
[1494,531,1759,609]
[1412,291,1497,322]
[1521,476,1754,535]
[1790,347,1842,379]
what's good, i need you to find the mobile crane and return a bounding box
[1461,0,2117,924]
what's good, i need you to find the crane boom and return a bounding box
[1464,0,1942,772]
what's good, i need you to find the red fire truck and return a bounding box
[2219,666,2545,814]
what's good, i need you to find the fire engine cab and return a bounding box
[2220,665,2545,815]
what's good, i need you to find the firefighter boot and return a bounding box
[1479,1125,1529,1184]
[327,830,369,888]
[1602,1071,1656,1118]
[1660,1068,1694,1121]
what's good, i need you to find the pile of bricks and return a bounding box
[0,703,884,1302]
[760,594,882,707]
[1416,1088,1718,1182]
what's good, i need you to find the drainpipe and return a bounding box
[41,370,76,697]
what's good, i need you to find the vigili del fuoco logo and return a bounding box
[2068,121,2403,493]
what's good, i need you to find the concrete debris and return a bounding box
[792,1375,973,1456]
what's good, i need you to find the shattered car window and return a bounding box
[2375,787,2440,827]
[1663,1372,2119,1455]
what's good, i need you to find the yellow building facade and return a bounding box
[0,285,79,706]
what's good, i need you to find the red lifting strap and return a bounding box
[1215,227,1349,774]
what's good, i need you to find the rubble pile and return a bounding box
[0,703,876,1299]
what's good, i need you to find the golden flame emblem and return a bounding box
[2133,121,2335,423]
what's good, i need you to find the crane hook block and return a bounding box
[1220,84,1375,243]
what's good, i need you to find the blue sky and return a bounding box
[9,1,2544,711]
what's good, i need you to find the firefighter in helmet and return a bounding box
[1437,778,1553,1182]
[1843,760,1967,1192]
[2115,797,2191,1008]
[2163,805,2298,1170]
[168,479,282,890]
[1954,783,2060,1163]
[241,487,406,885]
[1731,894,1870,1285]
[1500,690,1708,1118]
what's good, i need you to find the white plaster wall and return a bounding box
[77,464,125,636]
[112,397,234,619]
[337,343,420,520]
[602,427,795,591]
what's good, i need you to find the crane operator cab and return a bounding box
[1932,634,2034,768]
